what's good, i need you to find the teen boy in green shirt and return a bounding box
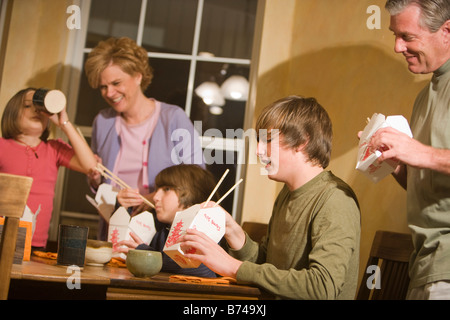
[182,96,361,300]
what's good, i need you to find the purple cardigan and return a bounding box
[92,101,205,192]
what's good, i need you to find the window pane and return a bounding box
[60,0,257,227]
[199,0,257,59]
[75,54,110,126]
[205,151,238,214]
[144,57,191,109]
[85,0,142,48]
[191,61,249,137]
[142,0,198,54]
[61,137,98,216]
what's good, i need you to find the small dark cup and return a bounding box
[56,224,89,268]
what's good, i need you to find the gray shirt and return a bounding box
[407,58,450,289]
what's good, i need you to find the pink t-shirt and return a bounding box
[113,102,160,194]
[0,138,74,247]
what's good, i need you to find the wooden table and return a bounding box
[9,257,271,300]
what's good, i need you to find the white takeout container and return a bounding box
[22,204,39,238]
[86,183,118,222]
[356,113,413,183]
[108,207,156,259]
[163,204,225,268]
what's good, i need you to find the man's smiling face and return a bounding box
[389,4,450,74]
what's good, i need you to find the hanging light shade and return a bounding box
[209,105,224,115]
[221,75,249,101]
[194,81,225,107]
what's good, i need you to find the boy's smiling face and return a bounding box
[257,129,299,182]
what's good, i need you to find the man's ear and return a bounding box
[441,20,450,46]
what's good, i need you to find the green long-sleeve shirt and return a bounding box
[231,171,361,300]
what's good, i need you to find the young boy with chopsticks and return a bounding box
[116,164,220,277]
[181,95,361,299]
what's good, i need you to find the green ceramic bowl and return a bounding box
[126,249,162,278]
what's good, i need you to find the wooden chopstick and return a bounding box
[214,179,243,207]
[95,167,130,190]
[96,163,155,208]
[203,169,229,207]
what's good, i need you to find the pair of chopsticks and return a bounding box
[75,128,154,209]
[204,169,243,208]
[95,163,155,209]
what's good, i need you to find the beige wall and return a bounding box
[0,0,70,118]
[241,0,296,226]
[242,0,430,287]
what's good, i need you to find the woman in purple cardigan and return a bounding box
[84,37,204,240]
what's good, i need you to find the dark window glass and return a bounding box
[61,137,97,216]
[142,0,198,54]
[144,57,191,109]
[74,55,109,126]
[85,0,142,48]
[199,0,257,59]
[205,151,239,214]
[190,61,249,137]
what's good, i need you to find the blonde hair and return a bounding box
[84,37,153,91]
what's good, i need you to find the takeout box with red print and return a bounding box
[163,204,225,268]
[356,113,413,183]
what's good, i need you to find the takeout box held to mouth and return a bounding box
[163,204,225,268]
[356,113,413,183]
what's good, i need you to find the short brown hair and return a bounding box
[155,164,219,209]
[1,88,50,141]
[84,37,153,91]
[255,95,332,168]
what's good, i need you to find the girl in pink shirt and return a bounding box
[0,88,97,249]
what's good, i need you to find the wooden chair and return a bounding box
[357,230,414,300]
[0,173,33,300]
[242,222,268,244]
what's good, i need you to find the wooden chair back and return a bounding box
[0,173,33,300]
[242,222,268,244]
[357,230,414,300]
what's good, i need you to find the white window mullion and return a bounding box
[136,0,147,46]
[64,0,91,124]
[185,0,204,117]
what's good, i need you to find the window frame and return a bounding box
[55,0,257,236]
